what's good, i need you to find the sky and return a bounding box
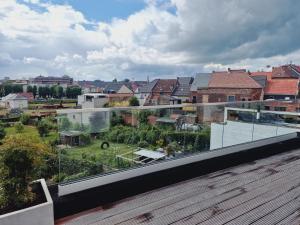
[1,0,300,81]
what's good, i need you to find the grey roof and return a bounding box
[251,76,267,87]
[190,73,212,91]
[139,79,159,93]
[172,77,194,96]
[103,82,132,93]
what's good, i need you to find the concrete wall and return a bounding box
[0,179,54,225]
[210,121,299,150]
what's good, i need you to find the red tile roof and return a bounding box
[272,65,300,79]
[264,79,299,95]
[209,71,262,89]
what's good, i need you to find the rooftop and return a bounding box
[57,147,300,225]
[264,79,299,96]
[209,71,262,89]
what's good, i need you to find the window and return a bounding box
[274,107,286,112]
[227,95,236,102]
[264,106,271,110]
[192,96,197,103]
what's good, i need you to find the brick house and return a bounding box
[251,65,300,100]
[191,69,263,103]
[145,79,178,105]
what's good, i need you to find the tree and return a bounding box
[32,86,37,98]
[37,119,51,137]
[0,121,6,140]
[27,85,33,93]
[129,96,140,106]
[66,87,82,99]
[20,114,31,125]
[0,135,51,208]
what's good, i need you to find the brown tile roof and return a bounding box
[152,79,177,93]
[209,71,262,89]
[264,79,299,95]
[272,65,300,79]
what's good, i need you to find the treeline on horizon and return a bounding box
[0,83,82,99]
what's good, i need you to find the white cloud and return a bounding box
[0,0,300,80]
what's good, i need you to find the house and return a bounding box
[190,73,212,103]
[32,75,73,86]
[0,93,29,109]
[103,82,133,94]
[135,79,158,106]
[78,93,108,108]
[191,69,263,103]
[171,77,194,104]
[146,79,177,105]
[250,65,300,100]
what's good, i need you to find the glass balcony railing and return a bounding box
[56,101,300,184]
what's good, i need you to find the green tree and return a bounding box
[129,96,140,106]
[0,135,51,208]
[37,119,51,137]
[32,86,37,98]
[27,85,33,93]
[20,114,31,125]
[0,121,6,140]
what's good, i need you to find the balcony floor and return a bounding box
[56,148,300,225]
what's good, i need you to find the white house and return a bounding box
[0,93,29,109]
[78,93,108,109]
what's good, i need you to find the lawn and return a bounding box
[5,125,58,144]
[63,140,138,172]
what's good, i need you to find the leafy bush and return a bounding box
[165,141,180,156]
[0,121,6,140]
[15,122,24,133]
[138,140,149,148]
[129,96,139,106]
[79,133,91,146]
[0,135,51,208]
[20,114,31,125]
[37,119,51,137]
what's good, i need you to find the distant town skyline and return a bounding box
[1,0,300,80]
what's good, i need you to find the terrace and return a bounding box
[53,101,300,223]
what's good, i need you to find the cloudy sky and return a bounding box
[1,0,300,81]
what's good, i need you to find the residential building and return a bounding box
[103,82,133,94]
[78,93,108,108]
[251,65,300,100]
[146,79,177,105]
[30,75,73,89]
[171,77,194,104]
[191,69,263,103]
[0,93,29,109]
[135,79,158,106]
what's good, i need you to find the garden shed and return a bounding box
[60,131,82,146]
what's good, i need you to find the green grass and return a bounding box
[5,125,58,144]
[64,140,137,170]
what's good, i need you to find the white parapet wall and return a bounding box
[210,121,299,150]
[0,179,54,225]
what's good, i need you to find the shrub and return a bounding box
[20,114,31,125]
[138,140,149,148]
[0,121,6,140]
[15,122,24,133]
[0,135,51,208]
[129,96,139,106]
[37,119,51,137]
[79,133,91,146]
[165,141,180,156]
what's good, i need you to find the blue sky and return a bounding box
[43,0,146,22]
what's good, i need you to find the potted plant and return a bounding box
[0,135,54,225]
